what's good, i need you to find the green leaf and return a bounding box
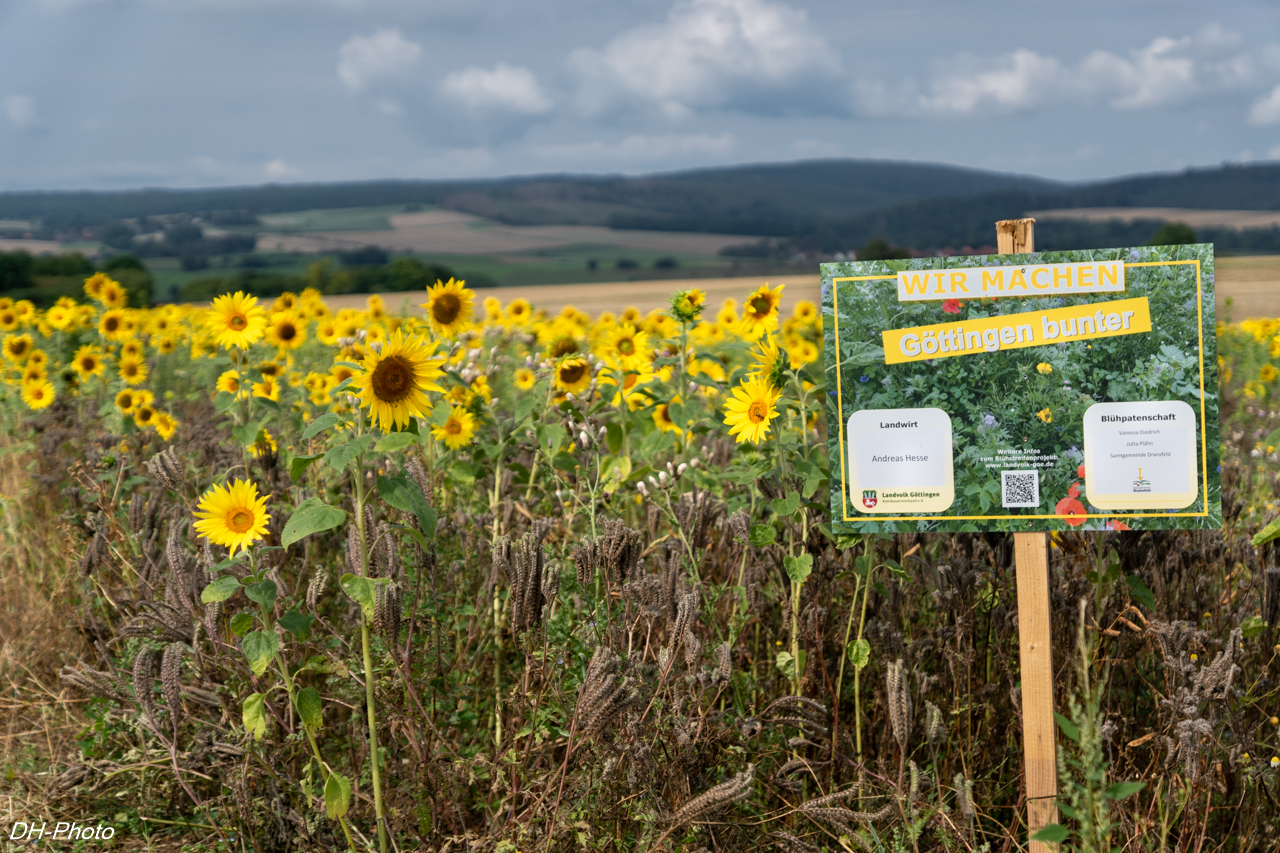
[1124,575,1157,612]
[375,432,418,453]
[242,630,279,677]
[330,376,354,397]
[201,575,242,604]
[340,573,376,620]
[323,434,373,473]
[278,610,315,641]
[1241,614,1268,639]
[281,497,347,548]
[748,524,776,547]
[229,611,255,637]
[784,553,813,585]
[242,692,267,741]
[214,390,238,412]
[244,579,277,613]
[1252,516,1280,548]
[605,422,624,455]
[324,771,352,820]
[449,460,476,484]
[1104,781,1145,800]
[600,456,632,495]
[334,360,363,371]
[771,491,801,517]
[231,422,260,447]
[847,638,871,670]
[514,394,539,423]
[1030,824,1070,844]
[376,475,437,539]
[289,453,323,483]
[295,686,323,734]
[1055,711,1080,744]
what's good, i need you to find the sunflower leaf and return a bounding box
[375,432,418,453]
[295,686,323,734]
[242,692,267,741]
[377,475,436,538]
[324,771,352,820]
[201,575,243,604]
[289,453,324,483]
[302,412,342,439]
[282,497,347,548]
[242,630,278,677]
[323,435,373,473]
[339,573,376,620]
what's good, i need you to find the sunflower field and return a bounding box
[1,271,1279,852]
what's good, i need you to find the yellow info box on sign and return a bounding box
[896,259,1124,302]
[882,297,1152,365]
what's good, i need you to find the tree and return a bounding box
[1148,221,1197,245]
[857,237,911,260]
[0,250,34,291]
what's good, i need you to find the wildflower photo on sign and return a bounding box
[822,244,1220,533]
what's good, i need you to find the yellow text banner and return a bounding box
[882,297,1152,365]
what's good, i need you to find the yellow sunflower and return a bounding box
[118,356,148,385]
[154,335,178,355]
[421,278,474,337]
[723,376,781,444]
[787,338,819,368]
[793,300,818,325]
[154,412,178,441]
[748,335,787,390]
[99,279,128,309]
[115,389,139,414]
[514,367,536,390]
[506,298,532,325]
[601,324,650,372]
[653,398,685,436]
[133,404,157,429]
[98,309,130,342]
[120,339,144,360]
[0,308,18,332]
[554,356,592,396]
[192,478,270,556]
[738,283,784,339]
[83,272,110,301]
[207,291,267,350]
[430,405,477,450]
[216,369,247,399]
[252,375,280,401]
[21,379,55,410]
[351,328,447,432]
[3,333,33,362]
[72,345,107,380]
[21,363,46,386]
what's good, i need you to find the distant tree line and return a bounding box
[0,251,152,307]
[176,253,491,302]
[99,220,258,270]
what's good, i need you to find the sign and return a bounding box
[822,244,1220,532]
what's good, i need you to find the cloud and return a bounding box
[906,28,1256,117]
[440,64,552,115]
[264,159,299,179]
[1250,84,1280,125]
[571,0,839,117]
[4,95,39,129]
[337,29,421,92]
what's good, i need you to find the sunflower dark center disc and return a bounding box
[279,324,297,340]
[552,339,578,357]
[446,419,462,435]
[750,297,770,316]
[371,355,414,403]
[559,364,587,385]
[617,338,635,355]
[230,314,247,330]
[748,400,769,423]
[432,294,461,325]
[105,318,119,331]
[228,509,254,533]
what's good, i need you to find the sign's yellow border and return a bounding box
[831,260,1210,523]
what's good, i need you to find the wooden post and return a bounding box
[996,218,1059,851]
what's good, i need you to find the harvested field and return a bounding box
[256,208,750,256]
[1031,206,1280,229]
[1217,254,1280,321]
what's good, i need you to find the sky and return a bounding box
[1,0,1280,191]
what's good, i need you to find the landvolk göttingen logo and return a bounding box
[1132,467,1152,493]
[862,489,878,509]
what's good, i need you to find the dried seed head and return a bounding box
[887,658,913,750]
[128,493,147,534]
[955,774,975,818]
[374,521,396,579]
[728,509,750,543]
[666,765,754,831]
[133,647,159,733]
[306,565,329,612]
[925,701,943,745]
[714,641,731,685]
[161,643,184,728]
[345,525,361,575]
[405,456,434,507]
[144,446,185,491]
[374,581,402,647]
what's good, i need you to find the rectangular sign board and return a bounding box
[822,244,1220,533]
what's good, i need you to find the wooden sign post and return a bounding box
[997,218,1059,851]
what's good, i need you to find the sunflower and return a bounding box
[506,298,532,325]
[118,356,148,385]
[83,272,110,301]
[514,367,536,390]
[21,362,45,385]
[430,405,478,450]
[748,335,787,390]
[193,478,270,556]
[739,283,784,339]
[554,356,592,396]
[133,405,157,429]
[3,333,33,362]
[0,308,18,332]
[115,389,139,414]
[252,376,280,401]
[98,309,129,342]
[715,299,738,328]
[154,412,178,441]
[601,324,650,372]
[787,339,819,369]
[46,305,74,330]
[723,376,781,444]
[216,369,247,399]
[540,319,582,358]
[330,363,356,385]
[120,339,144,360]
[351,328,447,432]
[250,428,278,458]
[72,346,107,380]
[154,335,177,355]
[27,347,47,369]
[256,361,283,379]
[483,296,502,322]
[21,379,55,411]
[316,319,339,346]
[421,278,474,337]
[99,279,128,309]
[653,398,684,436]
[793,300,818,324]
[207,291,267,350]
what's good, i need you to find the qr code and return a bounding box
[1001,470,1040,508]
